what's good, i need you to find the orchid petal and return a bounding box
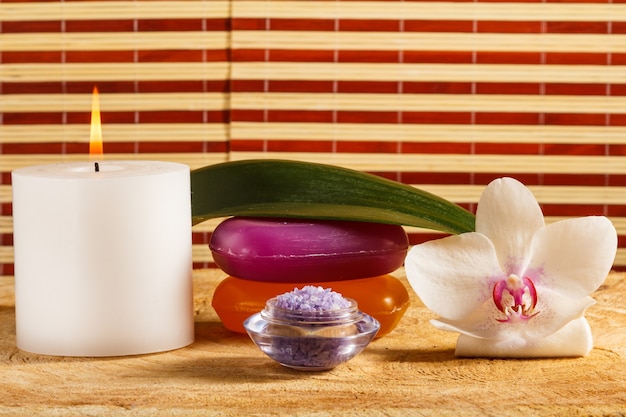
[476,178,544,276]
[430,288,594,343]
[453,317,593,358]
[405,232,501,320]
[526,292,595,339]
[527,216,617,298]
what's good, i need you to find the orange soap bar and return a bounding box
[212,274,410,338]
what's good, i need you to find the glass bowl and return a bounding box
[243,297,380,371]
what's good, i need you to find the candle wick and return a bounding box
[94,162,100,172]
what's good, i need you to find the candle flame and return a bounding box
[90,86,103,160]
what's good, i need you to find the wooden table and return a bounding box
[1,269,625,416]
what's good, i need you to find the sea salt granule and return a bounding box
[275,286,351,311]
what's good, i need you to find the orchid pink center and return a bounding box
[492,274,539,323]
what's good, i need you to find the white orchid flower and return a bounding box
[405,177,617,357]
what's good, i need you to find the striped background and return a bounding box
[2,0,626,277]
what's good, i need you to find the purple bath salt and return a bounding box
[274,286,351,312]
[270,335,356,369]
[255,286,367,370]
[244,285,379,370]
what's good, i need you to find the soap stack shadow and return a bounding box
[209,217,411,338]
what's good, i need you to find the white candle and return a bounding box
[11,160,194,356]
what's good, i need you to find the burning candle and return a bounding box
[11,88,194,356]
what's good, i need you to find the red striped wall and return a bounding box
[2,0,626,275]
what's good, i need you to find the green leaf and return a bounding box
[191,159,475,235]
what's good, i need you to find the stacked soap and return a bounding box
[209,217,411,337]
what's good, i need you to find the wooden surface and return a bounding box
[1,269,625,416]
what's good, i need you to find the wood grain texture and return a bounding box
[0,269,625,416]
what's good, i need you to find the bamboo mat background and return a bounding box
[2,0,626,277]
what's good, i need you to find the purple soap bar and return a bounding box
[210,217,409,282]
